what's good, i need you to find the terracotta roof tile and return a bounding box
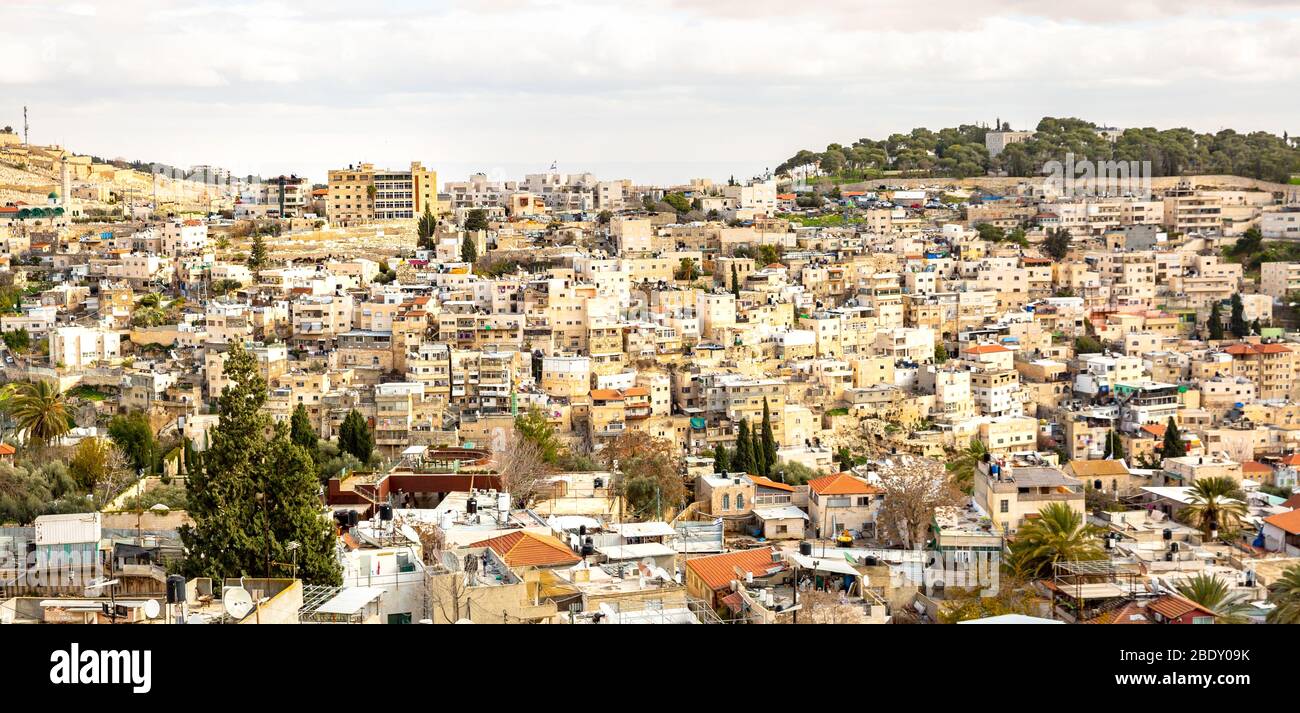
[749,475,796,493]
[1264,509,1300,536]
[809,473,883,495]
[1147,594,1213,620]
[685,547,785,591]
[470,531,581,568]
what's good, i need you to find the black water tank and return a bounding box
[347,510,359,528]
[1163,528,1172,541]
[799,541,813,556]
[467,497,478,515]
[578,524,587,536]
[581,536,594,556]
[379,504,393,521]
[166,574,185,604]
[865,556,878,566]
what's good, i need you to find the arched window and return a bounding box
[722,494,730,511]
[736,493,745,510]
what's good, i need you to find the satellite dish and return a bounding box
[142,599,161,619]
[186,614,207,625]
[222,587,255,620]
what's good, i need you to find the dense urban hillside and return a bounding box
[776,117,1300,184]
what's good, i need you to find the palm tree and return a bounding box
[946,438,987,494]
[1266,564,1300,624]
[1174,573,1251,624]
[1181,477,1247,540]
[1007,502,1104,579]
[9,380,72,448]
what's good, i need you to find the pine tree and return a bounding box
[733,419,753,474]
[713,444,730,473]
[339,409,374,464]
[1208,301,1225,341]
[247,233,268,275]
[180,342,340,585]
[1161,416,1186,459]
[1251,317,1262,335]
[290,403,317,454]
[1229,293,1247,339]
[760,397,777,477]
[460,233,477,264]
[416,206,437,250]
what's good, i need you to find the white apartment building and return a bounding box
[49,325,120,369]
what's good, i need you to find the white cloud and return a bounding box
[1,0,1297,184]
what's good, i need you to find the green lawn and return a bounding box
[66,385,113,401]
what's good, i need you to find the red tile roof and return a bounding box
[1147,594,1214,621]
[1141,424,1167,438]
[470,531,581,568]
[0,443,14,455]
[966,344,1011,355]
[1104,601,1152,624]
[685,547,785,591]
[1225,342,1293,356]
[1264,509,1300,536]
[749,475,796,493]
[809,472,883,496]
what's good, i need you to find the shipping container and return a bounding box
[33,513,102,546]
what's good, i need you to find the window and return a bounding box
[722,494,730,511]
[1000,499,1009,513]
[736,493,744,510]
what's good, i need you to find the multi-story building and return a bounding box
[327,162,439,225]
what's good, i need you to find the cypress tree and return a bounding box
[731,264,740,299]
[416,206,437,250]
[290,403,317,455]
[1161,417,1186,459]
[760,397,777,477]
[1104,430,1125,461]
[339,409,374,464]
[1229,294,1248,339]
[713,444,730,473]
[181,342,340,585]
[1208,301,1225,341]
[460,233,477,264]
[733,419,753,474]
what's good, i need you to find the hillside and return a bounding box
[777,117,1300,184]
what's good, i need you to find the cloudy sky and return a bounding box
[3,0,1299,185]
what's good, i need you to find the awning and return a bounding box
[786,552,860,577]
